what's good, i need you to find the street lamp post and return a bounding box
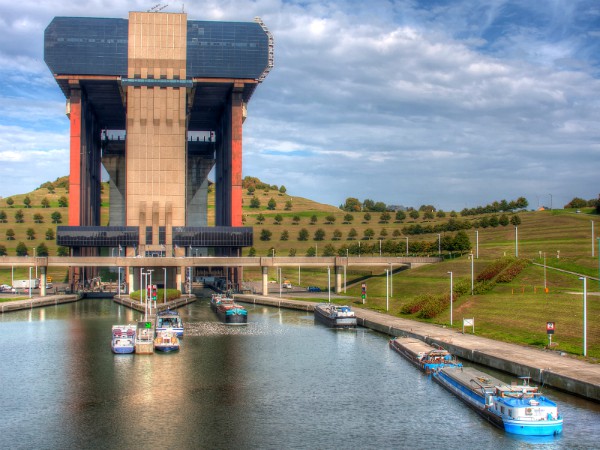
[327,266,331,303]
[405,237,408,256]
[379,239,382,256]
[279,267,282,298]
[437,234,441,256]
[385,269,389,312]
[448,271,453,326]
[118,267,121,298]
[148,269,154,313]
[515,226,518,257]
[28,266,32,299]
[592,221,595,258]
[476,230,479,259]
[389,263,393,297]
[544,252,547,291]
[469,253,474,295]
[163,267,167,304]
[579,276,587,356]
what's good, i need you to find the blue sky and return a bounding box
[0,0,598,211]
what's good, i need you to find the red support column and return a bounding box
[230,87,244,226]
[68,86,82,226]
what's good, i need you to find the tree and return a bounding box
[347,228,358,240]
[26,228,36,240]
[305,246,316,257]
[341,197,361,212]
[250,196,261,208]
[453,231,472,254]
[247,186,255,195]
[280,230,289,241]
[564,197,588,209]
[298,228,309,241]
[41,197,50,208]
[58,196,68,207]
[267,197,277,210]
[314,228,326,241]
[15,210,24,223]
[514,197,528,210]
[47,184,55,194]
[288,248,296,257]
[16,241,28,256]
[379,212,391,223]
[310,215,318,225]
[36,242,49,257]
[260,229,272,241]
[343,213,354,224]
[499,214,509,226]
[292,215,301,225]
[596,195,600,215]
[423,211,434,220]
[489,215,499,227]
[279,185,287,195]
[436,210,446,218]
[6,197,14,207]
[510,215,522,226]
[409,210,420,220]
[284,200,293,211]
[0,211,6,223]
[45,228,55,240]
[0,244,6,256]
[379,228,388,238]
[392,229,401,238]
[248,247,257,256]
[256,213,265,224]
[450,210,457,218]
[51,212,62,223]
[323,244,336,256]
[274,214,283,225]
[325,215,336,224]
[333,229,343,240]
[57,246,70,256]
[363,228,375,240]
[23,196,32,208]
[6,229,15,240]
[395,210,406,222]
[363,212,371,222]
[33,213,44,223]
[362,199,375,211]
[419,204,436,212]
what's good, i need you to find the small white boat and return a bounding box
[154,330,180,353]
[111,325,136,354]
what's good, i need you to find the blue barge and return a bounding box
[389,337,462,373]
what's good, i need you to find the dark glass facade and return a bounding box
[57,226,252,248]
[173,227,253,247]
[44,17,269,79]
[57,226,138,247]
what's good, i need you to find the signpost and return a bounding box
[463,318,474,334]
[547,321,555,347]
[361,283,366,304]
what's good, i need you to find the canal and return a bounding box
[1,298,599,449]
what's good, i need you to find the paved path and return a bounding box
[237,294,600,402]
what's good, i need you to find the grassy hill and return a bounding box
[0,178,598,358]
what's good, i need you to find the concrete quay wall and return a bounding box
[0,294,81,313]
[236,294,600,403]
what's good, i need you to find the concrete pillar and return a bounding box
[176,267,182,293]
[262,266,269,296]
[40,266,47,297]
[129,272,134,292]
[335,265,343,294]
[68,84,82,226]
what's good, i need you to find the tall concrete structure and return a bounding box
[44,11,273,289]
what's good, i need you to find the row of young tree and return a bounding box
[0,211,63,224]
[250,231,472,257]
[248,196,293,210]
[6,228,57,241]
[0,242,69,257]
[564,196,600,211]
[401,215,521,236]
[2,196,68,208]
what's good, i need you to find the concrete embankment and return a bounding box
[0,294,81,312]
[236,294,600,403]
[113,295,197,313]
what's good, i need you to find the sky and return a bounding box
[0,0,598,211]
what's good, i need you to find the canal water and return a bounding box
[1,298,599,450]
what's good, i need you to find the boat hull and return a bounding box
[154,344,179,353]
[314,304,357,328]
[389,337,462,373]
[111,345,135,354]
[503,418,563,436]
[216,308,248,325]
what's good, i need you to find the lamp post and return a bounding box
[279,267,282,298]
[327,266,331,303]
[592,221,595,258]
[345,249,348,294]
[389,263,393,297]
[437,234,441,256]
[469,253,474,295]
[148,269,154,313]
[163,267,167,304]
[515,226,518,257]
[405,237,408,256]
[579,276,587,356]
[379,239,382,256]
[544,252,547,291]
[118,267,121,298]
[448,271,453,326]
[385,269,389,312]
[28,266,32,299]
[549,193,552,211]
[476,230,479,259]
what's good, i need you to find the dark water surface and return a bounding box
[1,299,599,449]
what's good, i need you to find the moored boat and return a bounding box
[111,324,136,354]
[313,303,357,328]
[433,366,563,436]
[155,309,184,337]
[210,294,248,325]
[389,337,462,373]
[153,330,180,352]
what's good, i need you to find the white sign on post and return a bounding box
[463,318,475,334]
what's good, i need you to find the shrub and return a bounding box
[496,259,530,283]
[476,257,513,282]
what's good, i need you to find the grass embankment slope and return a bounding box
[0,179,598,359]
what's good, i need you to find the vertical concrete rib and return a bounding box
[68,85,82,226]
